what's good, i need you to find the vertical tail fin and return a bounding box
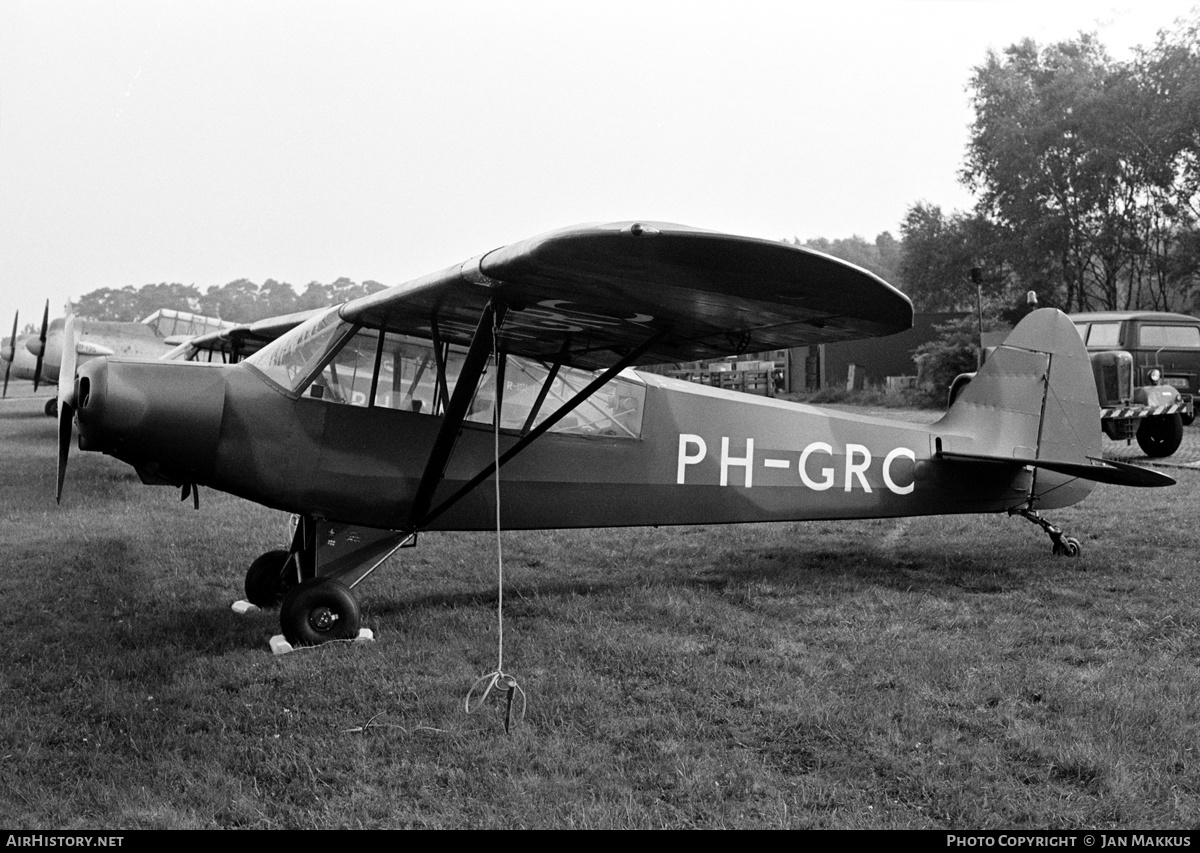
[934,309,1113,507]
[939,309,1101,463]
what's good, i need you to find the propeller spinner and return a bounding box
[55,315,78,503]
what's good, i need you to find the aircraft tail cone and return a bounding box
[55,315,78,504]
[32,301,48,392]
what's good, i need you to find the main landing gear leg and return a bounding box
[1010,507,1082,557]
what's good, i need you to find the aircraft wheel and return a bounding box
[280,577,361,647]
[244,549,292,608]
[1052,536,1082,558]
[1181,411,1195,427]
[44,397,57,418]
[1136,414,1183,457]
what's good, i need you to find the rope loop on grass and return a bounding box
[465,670,527,734]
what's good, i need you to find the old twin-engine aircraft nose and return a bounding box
[74,358,227,489]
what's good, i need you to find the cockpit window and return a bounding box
[248,316,644,438]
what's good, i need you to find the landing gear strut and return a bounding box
[241,515,416,647]
[1011,507,1081,557]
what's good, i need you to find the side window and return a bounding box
[291,325,645,439]
[1138,325,1200,348]
[308,328,377,406]
[374,339,459,414]
[305,326,470,414]
[1073,323,1089,342]
[501,357,645,438]
[1086,323,1121,347]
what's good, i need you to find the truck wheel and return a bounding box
[1136,414,1184,457]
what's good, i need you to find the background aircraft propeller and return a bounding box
[3,311,16,397]
[55,315,78,504]
[32,300,48,391]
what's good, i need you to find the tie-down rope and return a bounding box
[465,310,526,732]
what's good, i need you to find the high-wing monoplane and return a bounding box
[55,221,1175,647]
[1,303,238,414]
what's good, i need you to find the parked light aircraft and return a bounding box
[1,304,238,414]
[53,222,1175,647]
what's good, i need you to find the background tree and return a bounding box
[75,277,388,323]
[962,24,1200,313]
[790,233,901,283]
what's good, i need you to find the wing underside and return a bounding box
[339,221,914,370]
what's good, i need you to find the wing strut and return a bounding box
[520,337,572,436]
[404,300,509,530]
[413,328,666,531]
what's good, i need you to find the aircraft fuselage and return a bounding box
[74,357,1063,532]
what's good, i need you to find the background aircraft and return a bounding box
[1,303,238,414]
[53,221,1174,649]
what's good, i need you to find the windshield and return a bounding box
[245,307,348,393]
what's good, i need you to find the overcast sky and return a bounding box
[1,0,1196,329]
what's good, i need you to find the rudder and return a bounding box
[934,308,1103,507]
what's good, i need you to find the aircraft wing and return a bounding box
[164,309,322,362]
[339,221,913,369]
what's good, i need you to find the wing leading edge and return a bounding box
[340,221,913,370]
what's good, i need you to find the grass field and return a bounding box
[2,386,1199,829]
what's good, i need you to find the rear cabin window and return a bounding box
[1137,325,1200,348]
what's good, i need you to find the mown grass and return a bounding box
[1,387,1199,828]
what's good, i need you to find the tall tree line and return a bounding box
[902,15,1200,316]
[74,278,387,323]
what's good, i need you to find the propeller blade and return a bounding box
[33,300,48,392]
[3,311,16,397]
[58,315,78,409]
[54,316,79,504]
[56,401,73,504]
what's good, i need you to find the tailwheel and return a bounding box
[44,397,57,418]
[280,577,361,646]
[244,549,293,608]
[1010,507,1082,558]
[1051,535,1082,558]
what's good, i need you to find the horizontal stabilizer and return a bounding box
[938,451,1175,488]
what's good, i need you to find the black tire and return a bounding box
[44,397,57,418]
[244,549,292,608]
[280,577,361,646]
[1182,411,1195,427]
[1136,413,1184,457]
